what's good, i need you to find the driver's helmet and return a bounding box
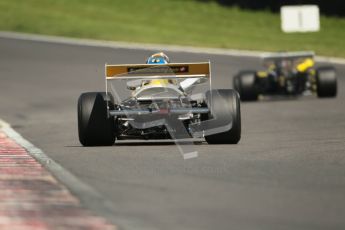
[146,52,170,64]
[143,52,175,87]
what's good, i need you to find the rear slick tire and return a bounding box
[316,66,337,98]
[78,92,115,146]
[204,89,241,144]
[234,71,258,101]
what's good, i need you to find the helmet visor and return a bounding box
[146,56,168,64]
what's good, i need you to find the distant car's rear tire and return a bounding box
[316,66,337,98]
[78,92,115,146]
[204,89,241,144]
[234,71,258,101]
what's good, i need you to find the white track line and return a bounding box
[1,31,345,65]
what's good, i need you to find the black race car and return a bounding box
[233,51,337,101]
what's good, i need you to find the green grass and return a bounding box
[1,0,345,57]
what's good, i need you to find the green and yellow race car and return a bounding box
[233,51,337,101]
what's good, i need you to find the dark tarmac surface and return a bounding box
[0,37,345,230]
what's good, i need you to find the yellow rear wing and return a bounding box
[105,62,210,80]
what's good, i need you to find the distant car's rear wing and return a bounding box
[262,51,315,63]
[105,62,210,80]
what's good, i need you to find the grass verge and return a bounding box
[0,0,345,57]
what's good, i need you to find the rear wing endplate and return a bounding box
[105,62,210,80]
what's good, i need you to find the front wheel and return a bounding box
[204,89,241,144]
[316,66,337,98]
[78,92,115,146]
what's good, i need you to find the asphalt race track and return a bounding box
[0,37,345,230]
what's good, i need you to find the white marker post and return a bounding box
[281,5,320,33]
